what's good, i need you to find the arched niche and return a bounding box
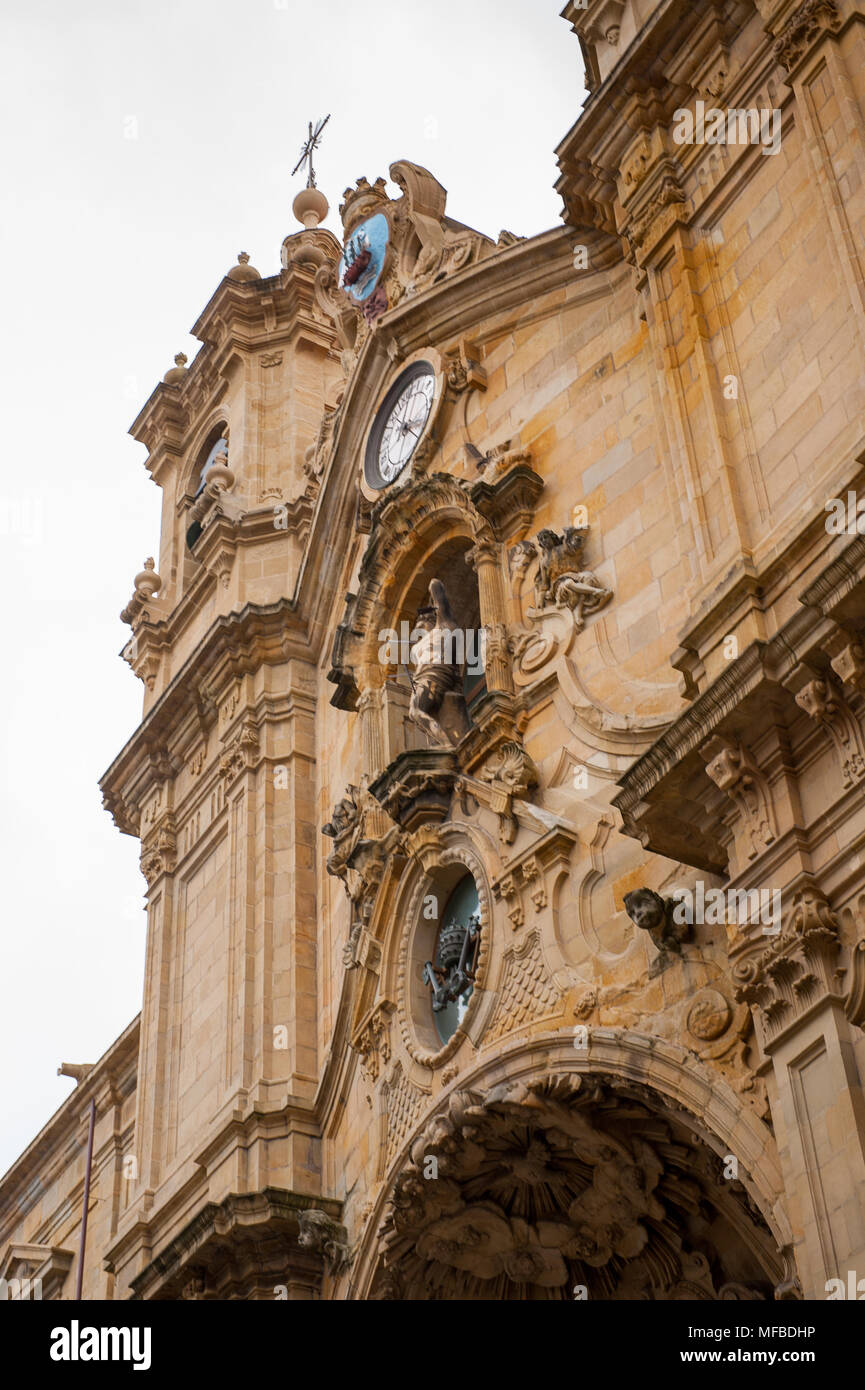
[350,1032,792,1302]
[381,533,485,764]
[177,418,229,589]
[332,473,511,781]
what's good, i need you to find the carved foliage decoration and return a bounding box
[773,0,842,72]
[732,883,843,1048]
[219,718,260,787]
[354,1003,394,1084]
[141,813,177,888]
[795,676,865,788]
[374,1073,779,1300]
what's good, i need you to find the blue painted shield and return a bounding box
[339,212,389,304]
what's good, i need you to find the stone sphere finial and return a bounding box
[134,558,162,598]
[227,251,261,282]
[163,351,188,385]
[292,186,329,230]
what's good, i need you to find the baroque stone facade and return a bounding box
[3,0,865,1302]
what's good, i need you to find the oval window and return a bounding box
[423,873,480,1046]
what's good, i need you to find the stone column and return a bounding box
[357,675,390,838]
[733,882,865,1298]
[466,536,512,695]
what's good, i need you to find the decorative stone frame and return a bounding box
[329,470,515,771]
[178,414,231,505]
[348,1029,792,1300]
[357,347,449,504]
[396,833,494,1069]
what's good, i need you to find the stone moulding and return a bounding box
[125,1188,344,1301]
[101,598,309,836]
[614,535,865,870]
[369,749,459,832]
[0,1244,74,1302]
[353,1030,789,1300]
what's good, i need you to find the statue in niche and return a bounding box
[623,888,692,974]
[408,579,471,748]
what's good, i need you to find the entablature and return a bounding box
[101,598,311,836]
[614,534,865,874]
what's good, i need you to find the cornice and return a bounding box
[100,599,311,834]
[0,1016,140,1233]
[126,1186,342,1300]
[614,534,865,863]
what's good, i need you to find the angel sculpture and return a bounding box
[523,526,612,627]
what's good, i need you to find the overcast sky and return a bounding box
[0,0,585,1178]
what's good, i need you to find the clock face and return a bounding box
[365,362,436,490]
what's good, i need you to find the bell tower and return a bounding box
[101,187,347,1299]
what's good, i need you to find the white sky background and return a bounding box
[0,0,585,1177]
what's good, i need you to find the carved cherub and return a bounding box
[297,1209,351,1276]
[623,888,692,969]
[534,527,585,607]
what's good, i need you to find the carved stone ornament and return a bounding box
[507,522,612,688]
[732,883,843,1049]
[317,162,493,352]
[623,888,692,974]
[354,1003,393,1083]
[452,741,540,847]
[484,930,562,1040]
[180,1269,207,1301]
[297,1210,352,1278]
[128,1189,346,1301]
[373,1073,780,1300]
[624,171,688,264]
[140,815,177,889]
[829,638,865,694]
[218,718,260,787]
[795,676,865,788]
[773,0,842,73]
[303,401,342,484]
[702,737,777,861]
[323,775,403,915]
[686,988,733,1042]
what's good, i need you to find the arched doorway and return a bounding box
[365,1062,787,1300]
